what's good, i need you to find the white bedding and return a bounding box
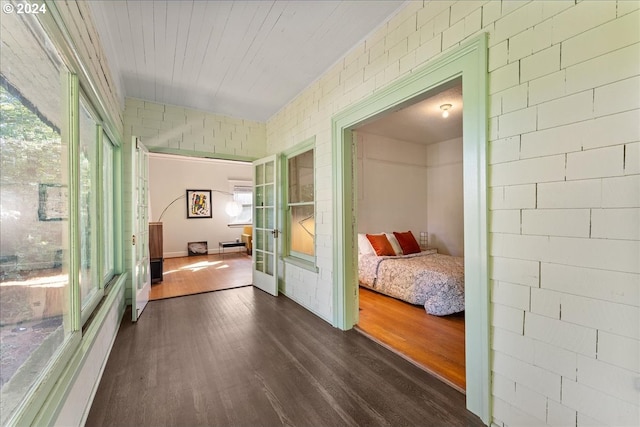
[358,250,465,316]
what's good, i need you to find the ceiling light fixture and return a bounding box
[440,104,452,118]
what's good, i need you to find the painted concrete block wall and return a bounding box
[266,1,640,426]
[123,98,267,160]
[356,132,429,236]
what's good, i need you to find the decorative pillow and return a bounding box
[366,233,396,256]
[357,233,375,255]
[393,231,421,255]
[385,233,403,255]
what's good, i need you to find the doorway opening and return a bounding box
[353,80,466,391]
[146,153,254,301]
[331,35,489,423]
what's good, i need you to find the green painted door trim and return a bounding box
[331,34,490,424]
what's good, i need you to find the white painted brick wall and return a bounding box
[530,288,560,319]
[561,294,639,339]
[490,184,537,209]
[489,210,520,234]
[537,180,602,209]
[591,208,640,240]
[492,303,524,334]
[561,9,639,68]
[594,75,640,117]
[490,155,565,186]
[491,256,539,287]
[602,175,640,208]
[626,141,640,175]
[562,378,639,426]
[124,98,266,159]
[533,339,577,380]
[525,312,596,356]
[541,262,639,306]
[547,399,577,427]
[493,351,561,400]
[492,281,530,311]
[492,327,534,364]
[597,332,640,373]
[565,43,640,95]
[521,209,590,238]
[577,355,639,405]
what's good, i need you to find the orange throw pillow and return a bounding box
[393,231,421,255]
[366,234,396,256]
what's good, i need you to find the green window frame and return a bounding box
[0,10,123,425]
[282,137,316,270]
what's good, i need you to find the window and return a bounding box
[79,99,101,321]
[0,11,120,425]
[102,133,115,281]
[229,182,252,225]
[285,143,315,264]
[0,12,71,424]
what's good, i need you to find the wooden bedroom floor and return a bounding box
[357,287,466,391]
[149,252,252,300]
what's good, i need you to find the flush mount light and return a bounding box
[440,103,452,118]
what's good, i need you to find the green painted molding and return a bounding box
[331,34,490,424]
[149,146,258,163]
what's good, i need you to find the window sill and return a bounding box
[283,256,318,273]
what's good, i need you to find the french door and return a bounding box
[252,155,279,296]
[132,137,150,320]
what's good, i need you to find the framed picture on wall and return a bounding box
[186,189,212,218]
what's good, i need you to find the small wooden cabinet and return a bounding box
[149,222,163,283]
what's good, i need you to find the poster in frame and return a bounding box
[186,189,212,218]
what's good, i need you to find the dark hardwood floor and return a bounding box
[87,287,483,427]
[357,287,466,392]
[150,253,251,300]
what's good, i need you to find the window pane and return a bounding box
[79,102,98,309]
[290,204,315,256]
[288,150,314,203]
[102,135,114,280]
[0,12,70,424]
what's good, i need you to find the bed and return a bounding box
[358,233,465,316]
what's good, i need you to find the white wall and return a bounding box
[266,2,640,426]
[427,137,463,256]
[148,154,252,258]
[356,132,428,235]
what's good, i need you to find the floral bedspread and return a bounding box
[358,251,465,316]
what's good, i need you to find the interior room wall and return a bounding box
[356,132,428,236]
[148,153,252,258]
[426,137,463,256]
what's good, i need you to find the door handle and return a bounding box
[271,229,279,238]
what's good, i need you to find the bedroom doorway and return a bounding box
[353,79,466,391]
[331,35,489,423]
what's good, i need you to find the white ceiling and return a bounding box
[88,0,405,122]
[356,79,463,145]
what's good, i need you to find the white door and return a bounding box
[132,137,151,321]
[252,155,279,296]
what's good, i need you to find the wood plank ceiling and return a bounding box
[88,1,405,122]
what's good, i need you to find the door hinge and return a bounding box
[132,234,136,245]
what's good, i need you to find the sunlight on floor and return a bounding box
[161,260,232,273]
